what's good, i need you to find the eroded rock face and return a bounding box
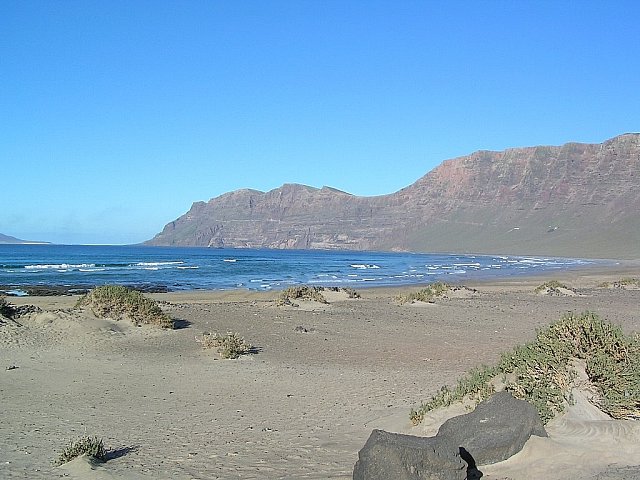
[147,134,640,258]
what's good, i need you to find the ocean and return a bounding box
[0,244,598,296]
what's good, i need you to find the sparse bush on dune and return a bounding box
[396,282,451,304]
[75,285,174,329]
[276,285,328,306]
[323,286,361,298]
[600,278,640,289]
[410,311,640,425]
[197,331,253,359]
[55,436,107,466]
[534,280,572,294]
[276,285,361,306]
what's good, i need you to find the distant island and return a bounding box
[146,133,640,259]
[0,233,50,245]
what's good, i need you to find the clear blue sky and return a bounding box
[2,1,639,245]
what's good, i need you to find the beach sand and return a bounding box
[1,266,639,479]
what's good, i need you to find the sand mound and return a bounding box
[482,386,640,479]
[58,454,146,480]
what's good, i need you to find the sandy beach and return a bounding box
[2,265,639,479]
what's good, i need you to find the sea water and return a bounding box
[0,244,598,295]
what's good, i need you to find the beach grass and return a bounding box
[276,285,329,306]
[75,285,174,329]
[533,280,571,294]
[55,436,106,466]
[410,311,640,425]
[198,331,253,359]
[396,282,451,304]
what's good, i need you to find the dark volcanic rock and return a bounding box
[146,134,640,258]
[436,391,547,466]
[353,392,547,479]
[353,429,466,480]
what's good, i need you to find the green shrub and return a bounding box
[534,280,570,294]
[396,282,450,304]
[198,331,253,359]
[276,285,328,306]
[411,312,640,425]
[75,285,174,329]
[614,278,640,288]
[55,436,106,465]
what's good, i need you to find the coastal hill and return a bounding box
[146,133,640,259]
[0,233,48,244]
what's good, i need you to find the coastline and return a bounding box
[2,261,639,479]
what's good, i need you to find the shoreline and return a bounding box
[2,258,637,299]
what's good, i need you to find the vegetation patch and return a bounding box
[55,436,107,466]
[533,280,574,295]
[396,282,451,304]
[198,331,253,359]
[75,285,174,329]
[325,286,361,298]
[276,285,328,306]
[410,312,640,425]
[600,278,640,289]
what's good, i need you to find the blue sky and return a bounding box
[2,1,639,245]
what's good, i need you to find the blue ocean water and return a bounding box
[0,244,597,295]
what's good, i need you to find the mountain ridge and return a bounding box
[0,233,49,244]
[146,134,640,259]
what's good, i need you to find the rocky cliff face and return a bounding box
[146,134,640,258]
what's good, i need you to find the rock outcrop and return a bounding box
[435,391,547,466]
[146,134,640,258]
[353,392,547,480]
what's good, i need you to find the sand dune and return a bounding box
[1,269,639,479]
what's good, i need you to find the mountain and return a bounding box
[146,134,640,259]
[0,233,49,244]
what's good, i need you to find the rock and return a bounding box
[353,429,466,480]
[436,391,547,466]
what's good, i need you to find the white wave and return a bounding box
[350,264,380,269]
[223,259,237,263]
[135,261,184,267]
[79,268,107,272]
[2,289,28,297]
[177,266,199,270]
[25,263,95,270]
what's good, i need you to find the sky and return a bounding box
[2,1,639,245]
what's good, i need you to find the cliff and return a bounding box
[146,134,640,258]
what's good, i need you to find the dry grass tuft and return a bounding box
[75,285,174,329]
[197,331,253,359]
[396,282,451,304]
[276,285,328,306]
[55,436,106,466]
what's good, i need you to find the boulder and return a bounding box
[353,429,466,480]
[436,391,547,466]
